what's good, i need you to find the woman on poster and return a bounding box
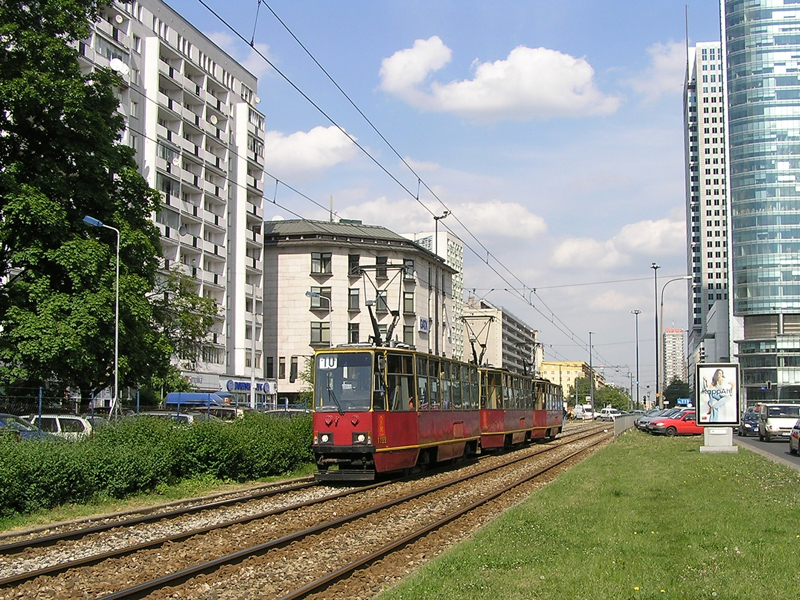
[701,368,735,422]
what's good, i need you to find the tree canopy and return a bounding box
[0,0,171,395]
[567,376,631,411]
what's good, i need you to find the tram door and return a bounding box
[385,353,418,447]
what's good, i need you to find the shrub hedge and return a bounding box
[0,412,313,517]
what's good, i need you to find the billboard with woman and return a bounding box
[696,363,740,426]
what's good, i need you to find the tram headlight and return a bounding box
[352,431,371,445]
[317,433,332,444]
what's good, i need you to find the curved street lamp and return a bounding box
[83,215,120,417]
[659,275,692,407]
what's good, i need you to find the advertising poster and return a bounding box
[696,363,740,426]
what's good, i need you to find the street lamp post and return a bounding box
[650,263,660,408]
[433,211,449,356]
[83,215,120,417]
[588,331,595,413]
[631,309,641,410]
[659,275,692,408]
[306,290,332,347]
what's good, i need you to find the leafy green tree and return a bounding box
[151,268,220,372]
[663,378,691,407]
[567,376,630,411]
[0,0,169,394]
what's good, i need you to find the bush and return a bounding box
[0,413,313,517]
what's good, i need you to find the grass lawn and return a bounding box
[378,430,800,600]
[0,463,317,534]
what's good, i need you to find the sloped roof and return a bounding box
[262,219,411,243]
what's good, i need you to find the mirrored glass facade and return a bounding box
[725,0,800,314]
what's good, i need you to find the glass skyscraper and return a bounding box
[722,0,800,403]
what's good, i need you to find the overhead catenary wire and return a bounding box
[186,0,655,366]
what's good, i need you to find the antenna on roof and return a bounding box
[329,195,333,222]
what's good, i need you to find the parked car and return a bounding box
[758,403,800,442]
[648,410,703,436]
[635,409,668,431]
[789,419,800,456]
[27,414,97,441]
[596,407,623,422]
[738,411,759,437]
[0,414,57,441]
[134,411,221,425]
[642,408,685,432]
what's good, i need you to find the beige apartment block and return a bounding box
[262,220,455,400]
[540,361,605,405]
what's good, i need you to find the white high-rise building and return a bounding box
[77,0,267,399]
[663,328,687,386]
[405,231,464,361]
[684,42,734,391]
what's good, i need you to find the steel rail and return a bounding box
[0,478,389,588]
[95,431,608,600]
[275,442,599,600]
[0,480,317,555]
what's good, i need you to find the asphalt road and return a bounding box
[734,432,800,472]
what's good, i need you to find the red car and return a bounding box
[648,410,703,436]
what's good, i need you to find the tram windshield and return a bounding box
[314,352,373,412]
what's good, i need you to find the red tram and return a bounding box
[311,346,563,481]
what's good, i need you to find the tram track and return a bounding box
[0,426,608,600]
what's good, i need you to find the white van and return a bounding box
[27,414,97,441]
[758,403,800,442]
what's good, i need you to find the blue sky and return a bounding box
[166,0,723,397]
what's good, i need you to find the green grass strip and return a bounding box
[379,430,800,600]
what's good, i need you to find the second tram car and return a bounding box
[312,346,563,481]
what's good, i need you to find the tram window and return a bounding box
[417,357,429,410]
[428,359,439,410]
[441,362,451,410]
[451,365,462,409]
[503,374,512,409]
[388,374,414,410]
[487,371,502,409]
[470,368,479,410]
[460,365,471,409]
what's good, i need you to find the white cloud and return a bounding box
[262,126,359,180]
[379,36,621,120]
[336,197,546,242]
[207,33,272,79]
[242,43,272,79]
[551,217,685,269]
[628,41,686,103]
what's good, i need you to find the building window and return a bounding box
[403,291,414,314]
[290,356,298,383]
[309,286,331,309]
[376,256,387,279]
[348,254,360,276]
[311,321,330,344]
[279,357,285,379]
[311,252,331,274]
[266,356,274,379]
[403,258,415,280]
[348,322,359,344]
[349,288,359,310]
[403,325,414,346]
[376,290,388,312]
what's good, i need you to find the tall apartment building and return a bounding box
[262,219,456,400]
[78,0,267,400]
[460,297,540,376]
[662,328,687,386]
[405,230,465,360]
[722,0,800,405]
[684,41,733,386]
